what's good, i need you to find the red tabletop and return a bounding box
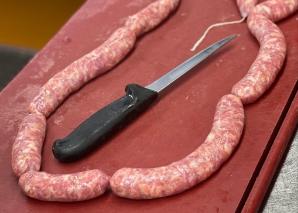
[0,0,297,212]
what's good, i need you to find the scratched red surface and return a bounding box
[0,0,297,212]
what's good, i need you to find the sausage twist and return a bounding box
[237,0,259,17]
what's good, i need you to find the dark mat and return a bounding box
[0,45,35,90]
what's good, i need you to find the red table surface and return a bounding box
[0,0,297,212]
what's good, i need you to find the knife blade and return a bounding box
[52,34,236,162]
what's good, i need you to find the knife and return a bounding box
[52,34,236,162]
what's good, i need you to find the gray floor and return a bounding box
[263,130,298,213]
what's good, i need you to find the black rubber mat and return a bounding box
[0,45,35,90]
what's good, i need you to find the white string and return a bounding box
[190,17,246,52]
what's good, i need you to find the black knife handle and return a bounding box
[52,84,158,162]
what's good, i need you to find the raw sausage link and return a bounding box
[11,113,46,177]
[12,0,180,201]
[29,0,180,117]
[253,0,298,22]
[29,27,137,116]
[232,13,286,104]
[19,170,110,202]
[237,0,259,17]
[110,94,244,199]
[125,0,180,35]
[232,0,298,104]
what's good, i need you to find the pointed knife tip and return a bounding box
[220,34,238,45]
[227,34,238,40]
[230,34,240,40]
